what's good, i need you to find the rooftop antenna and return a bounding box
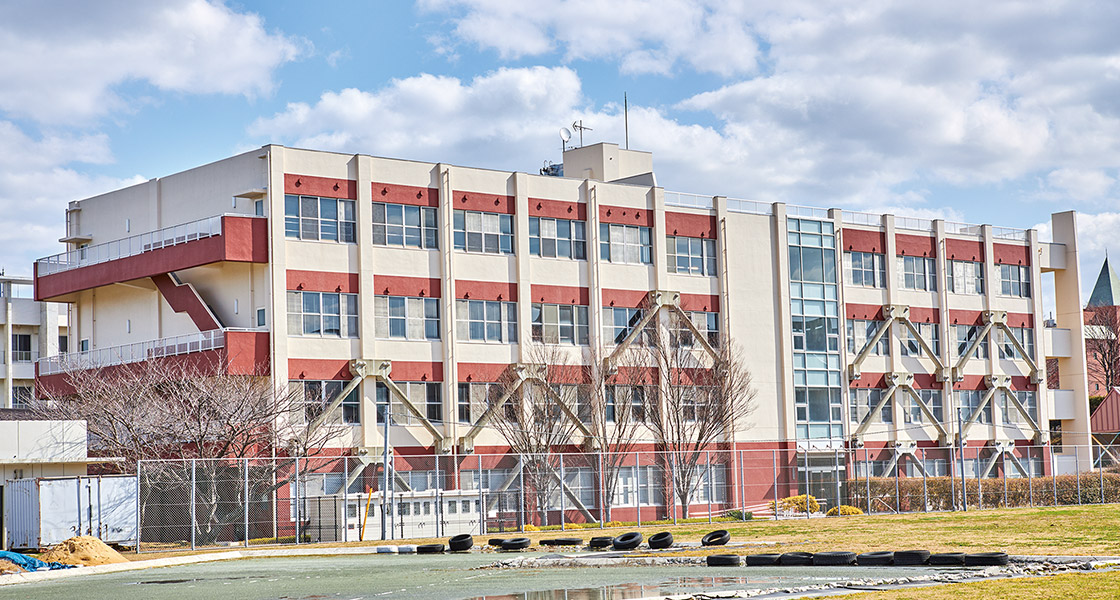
[624,93,629,150]
[572,120,592,147]
[560,127,572,152]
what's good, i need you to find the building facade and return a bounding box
[1,276,66,408]
[33,144,1091,507]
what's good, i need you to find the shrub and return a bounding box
[826,505,864,516]
[847,472,1120,512]
[522,524,540,532]
[722,509,754,520]
[770,494,820,513]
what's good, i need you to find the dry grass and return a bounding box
[833,570,1120,599]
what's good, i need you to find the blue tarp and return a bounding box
[0,550,75,572]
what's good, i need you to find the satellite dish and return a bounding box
[559,127,572,142]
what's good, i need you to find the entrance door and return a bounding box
[798,454,846,512]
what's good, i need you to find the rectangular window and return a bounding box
[900,322,940,357]
[457,382,498,424]
[11,334,32,362]
[531,303,589,345]
[453,210,513,254]
[954,325,989,359]
[286,291,358,337]
[284,194,356,243]
[600,223,652,265]
[846,319,889,356]
[256,308,267,328]
[948,260,984,294]
[376,381,442,424]
[290,380,359,425]
[674,311,720,347]
[374,296,440,340]
[850,388,891,424]
[529,217,585,259]
[58,335,68,354]
[998,264,1031,298]
[905,389,943,424]
[79,339,89,352]
[456,300,518,343]
[997,327,1035,360]
[372,202,438,249]
[897,256,937,291]
[843,251,886,288]
[667,235,717,276]
[606,385,650,423]
[603,307,651,345]
[999,390,1038,425]
[12,386,33,409]
[957,389,991,424]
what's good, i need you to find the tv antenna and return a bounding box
[559,127,572,152]
[572,120,592,146]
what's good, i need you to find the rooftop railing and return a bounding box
[37,330,225,376]
[664,191,714,210]
[726,197,773,216]
[841,210,881,227]
[35,215,225,277]
[944,221,983,237]
[993,226,1030,241]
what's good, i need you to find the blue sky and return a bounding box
[1,1,1118,305]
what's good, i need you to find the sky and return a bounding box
[1,0,1118,308]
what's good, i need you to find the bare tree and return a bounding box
[1087,307,1120,394]
[486,344,586,526]
[640,311,756,518]
[583,344,649,521]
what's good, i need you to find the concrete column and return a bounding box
[772,203,794,441]
[882,214,899,430]
[933,220,953,443]
[354,154,377,448]
[513,173,532,363]
[264,145,291,428]
[437,164,457,452]
[586,182,604,353]
[1050,211,1091,447]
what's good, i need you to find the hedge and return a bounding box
[847,472,1120,512]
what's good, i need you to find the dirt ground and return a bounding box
[39,536,129,566]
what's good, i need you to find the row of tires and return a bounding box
[704,550,1010,567]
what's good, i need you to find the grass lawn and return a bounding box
[833,570,1120,599]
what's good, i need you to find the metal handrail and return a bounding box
[36,330,226,375]
[664,191,714,210]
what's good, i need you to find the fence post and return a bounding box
[599,452,606,529]
[435,454,442,538]
[1099,445,1105,504]
[135,461,142,553]
[893,452,900,513]
[1028,447,1034,507]
[342,457,349,544]
[977,449,983,510]
[190,459,196,551]
[834,448,841,514]
[706,450,713,524]
[244,457,250,548]
[864,447,871,515]
[478,457,484,536]
[1050,444,1058,506]
[559,455,566,531]
[949,442,956,511]
[295,457,301,544]
[635,452,642,528]
[772,450,779,521]
[671,453,678,526]
[518,458,525,532]
[803,451,810,520]
[1002,452,1008,508]
[920,448,928,512]
[740,450,747,522]
[1076,448,1082,505]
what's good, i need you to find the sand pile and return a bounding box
[0,560,23,574]
[39,536,128,566]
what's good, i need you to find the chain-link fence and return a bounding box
[133,444,1120,552]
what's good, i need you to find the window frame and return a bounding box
[456,299,518,343]
[286,291,359,338]
[531,302,589,345]
[374,295,441,341]
[897,255,937,291]
[372,202,439,249]
[284,194,356,243]
[666,235,717,276]
[998,264,1032,298]
[600,223,652,265]
[843,251,886,288]
[453,209,514,255]
[529,216,586,260]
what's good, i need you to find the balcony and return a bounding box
[36,329,269,396]
[34,214,268,301]
[1044,327,1072,358]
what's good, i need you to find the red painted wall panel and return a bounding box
[679,293,720,312]
[286,270,360,294]
[529,284,590,305]
[841,229,887,254]
[226,330,270,376]
[373,275,441,298]
[285,174,357,199]
[599,204,654,227]
[909,307,941,323]
[458,363,509,382]
[994,243,1031,265]
[666,212,717,238]
[452,190,515,214]
[896,233,937,257]
[945,238,984,261]
[151,273,220,330]
[602,288,648,308]
[371,182,439,207]
[846,303,885,320]
[530,198,587,221]
[456,280,518,301]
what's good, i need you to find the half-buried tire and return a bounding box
[648,531,674,549]
[448,534,473,552]
[964,552,1009,566]
[588,536,613,549]
[813,551,856,566]
[706,554,741,567]
[779,552,814,566]
[893,550,931,566]
[701,529,730,546]
[541,537,583,547]
[744,553,782,566]
[612,532,643,550]
[856,551,894,566]
[929,552,966,566]
[488,538,508,547]
[417,543,445,554]
[501,538,531,551]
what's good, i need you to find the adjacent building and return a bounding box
[1,276,66,408]
[32,143,1092,508]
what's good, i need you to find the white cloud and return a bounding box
[1045,168,1116,202]
[0,0,304,124]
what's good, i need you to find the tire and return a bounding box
[588,536,614,549]
[893,550,931,566]
[448,534,473,552]
[706,554,741,567]
[813,551,856,566]
[929,552,966,566]
[964,552,1009,567]
[612,532,643,550]
[779,552,814,566]
[417,543,444,554]
[397,545,416,554]
[501,538,531,551]
[542,537,583,547]
[701,529,730,546]
[744,553,782,566]
[856,551,894,566]
[488,538,508,547]
[648,532,674,549]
